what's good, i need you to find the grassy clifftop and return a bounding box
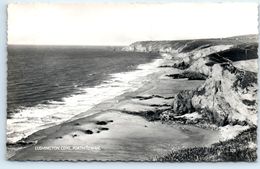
[123,34,257,53]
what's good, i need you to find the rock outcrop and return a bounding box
[170,63,258,127]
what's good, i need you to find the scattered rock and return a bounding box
[172,61,190,70]
[72,134,78,138]
[7,141,35,147]
[96,121,108,125]
[166,71,207,80]
[107,120,114,123]
[83,130,94,134]
[121,108,168,121]
[132,95,164,100]
[159,65,175,68]
[132,96,153,100]
[242,99,256,106]
[98,127,109,131]
[150,104,170,107]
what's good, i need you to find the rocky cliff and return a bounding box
[162,63,257,127]
[124,35,258,129]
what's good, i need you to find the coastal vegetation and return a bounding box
[157,127,257,162]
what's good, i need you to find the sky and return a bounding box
[8,3,258,46]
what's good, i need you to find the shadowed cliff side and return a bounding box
[161,63,257,127]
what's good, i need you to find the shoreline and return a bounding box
[8,55,221,161]
[6,54,163,145]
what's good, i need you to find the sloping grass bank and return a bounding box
[156,127,257,162]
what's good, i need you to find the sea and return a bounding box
[7,45,162,144]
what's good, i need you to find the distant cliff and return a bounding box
[122,34,257,53]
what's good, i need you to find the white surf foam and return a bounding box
[7,58,164,144]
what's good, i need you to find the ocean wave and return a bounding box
[7,58,164,144]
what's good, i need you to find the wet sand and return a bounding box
[9,59,220,161]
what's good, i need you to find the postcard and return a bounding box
[6,2,258,161]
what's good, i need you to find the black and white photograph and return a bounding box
[6,2,258,161]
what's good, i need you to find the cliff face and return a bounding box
[172,42,258,127]
[124,35,258,128]
[191,63,257,126]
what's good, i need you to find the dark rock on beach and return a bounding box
[166,71,207,80]
[98,127,109,131]
[96,121,108,125]
[83,130,94,134]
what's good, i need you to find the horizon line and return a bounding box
[7,34,258,46]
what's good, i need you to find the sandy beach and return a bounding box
[8,57,220,161]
